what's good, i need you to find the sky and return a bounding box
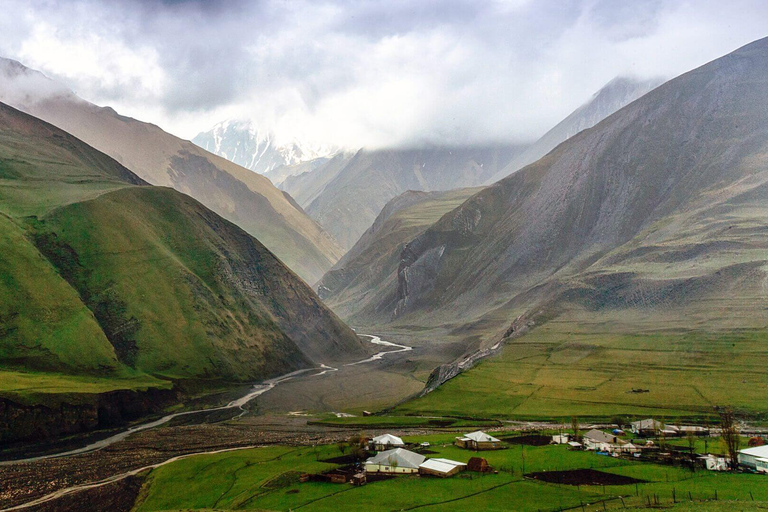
[1,0,767,149]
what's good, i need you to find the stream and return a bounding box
[1,334,410,466]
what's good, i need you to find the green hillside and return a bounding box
[0,102,363,417]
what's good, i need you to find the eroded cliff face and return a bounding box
[0,387,180,445]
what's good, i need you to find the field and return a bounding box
[308,415,502,429]
[133,431,768,511]
[394,317,768,421]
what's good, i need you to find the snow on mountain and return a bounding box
[192,119,339,176]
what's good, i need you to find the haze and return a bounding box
[1,0,767,148]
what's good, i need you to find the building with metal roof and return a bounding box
[365,448,425,474]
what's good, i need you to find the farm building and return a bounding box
[364,448,425,475]
[455,431,502,450]
[467,457,491,472]
[738,445,768,473]
[369,434,405,451]
[700,455,729,471]
[631,419,664,436]
[583,429,622,452]
[419,458,466,477]
[617,442,642,455]
[552,434,570,444]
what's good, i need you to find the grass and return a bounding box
[394,320,768,421]
[0,370,169,405]
[133,432,768,511]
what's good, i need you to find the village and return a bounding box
[301,418,768,488]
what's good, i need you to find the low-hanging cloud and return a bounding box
[0,0,767,148]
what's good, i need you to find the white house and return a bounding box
[630,419,664,436]
[370,434,405,451]
[365,448,425,474]
[738,445,768,473]
[583,429,623,452]
[455,431,502,450]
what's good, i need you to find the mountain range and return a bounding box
[192,119,339,180]
[344,37,768,347]
[0,58,343,284]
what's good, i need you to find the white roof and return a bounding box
[739,445,768,458]
[568,441,582,447]
[371,434,404,445]
[419,458,466,473]
[365,448,425,469]
[463,431,501,443]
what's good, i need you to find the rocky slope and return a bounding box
[0,57,343,284]
[484,76,664,184]
[317,188,479,323]
[370,37,768,342]
[282,145,526,249]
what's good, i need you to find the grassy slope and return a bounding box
[134,434,768,511]
[0,102,363,407]
[36,186,309,381]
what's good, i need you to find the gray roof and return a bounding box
[631,419,663,430]
[584,429,617,444]
[419,458,466,473]
[365,448,426,469]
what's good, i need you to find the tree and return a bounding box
[571,416,580,442]
[337,440,348,456]
[720,408,740,469]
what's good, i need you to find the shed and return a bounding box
[552,434,570,444]
[567,441,583,450]
[419,458,466,477]
[455,431,502,450]
[365,448,425,475]
[467,457,491,472]
[738,445,768,472]
[370,434,405,451]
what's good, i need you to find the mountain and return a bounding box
[0,58,343,284]
[353,37,768,343]
[0,101,364,440]
[484,76,664,184]
[316,188,479,322]
[192,119,339,179]
[282,145,527,250]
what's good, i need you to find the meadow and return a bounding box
[133,431,768,511]
[393,318,768,422]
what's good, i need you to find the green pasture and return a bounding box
[134,432,768,511]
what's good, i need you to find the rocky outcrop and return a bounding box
[0,387,180,445]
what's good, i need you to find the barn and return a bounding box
[364,448,425,475]
[419,458,466,477]
[738,445,768,473]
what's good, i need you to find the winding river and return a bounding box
[1,334,410,466]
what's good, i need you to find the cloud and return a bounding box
[0,0,767,148]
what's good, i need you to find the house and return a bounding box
[467,457,491,472]
[583,429,622,452]
[552,434,570,444]
[455,431,502,450]
[419,458,466,477]
[364,448,425,474]
[630,419,664,436]
[738,445,768,473]
[370,434,405,451]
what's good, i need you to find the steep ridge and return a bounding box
[286,145,526,249]
[381,37,768,338]
[0,102,364,439]
[317,188,479,322]
[484,76,664,184]
[0,58,343,284]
